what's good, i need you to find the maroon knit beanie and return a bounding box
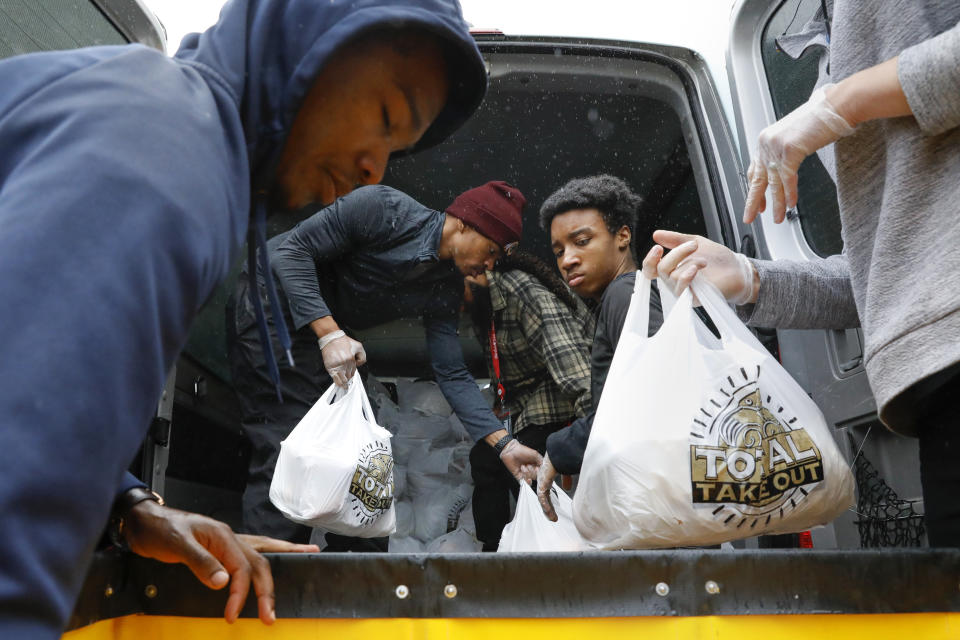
[445,181,525,249]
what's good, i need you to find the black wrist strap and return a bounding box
[114,487,164,517]
[108,487,164,549]
[493,433,514,455]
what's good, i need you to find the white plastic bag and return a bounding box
[397,379,453,416]
[269,377,396,537]
[426,527,483,553]
[498,483,592,552]
[574,274,854,549]
[413,483,472,542]
[394,499,415,538]
[388,536,424,553]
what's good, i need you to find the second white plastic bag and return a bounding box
[574,274,855,549]
[269,376,396,537]
[498,483,592,552]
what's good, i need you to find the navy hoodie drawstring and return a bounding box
[248,197,295,402]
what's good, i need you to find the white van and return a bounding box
[17,0,940,632]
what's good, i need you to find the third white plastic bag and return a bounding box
[498,483,592,552]
[269,376,396,537]
[574,274,854,549]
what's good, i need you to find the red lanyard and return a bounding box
[489,318,505,405]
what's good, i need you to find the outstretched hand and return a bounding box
[124,500,318,624]
[648,231,758,305]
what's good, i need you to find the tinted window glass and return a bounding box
[0,0,125,59]
[761,0,843,257]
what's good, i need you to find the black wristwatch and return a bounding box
[107,487,164,549]
[493,433,514,455]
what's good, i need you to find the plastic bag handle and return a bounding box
[689,275,767,352]
[345,375,376,424]
[357,378,376,424]
[621,270,652,339]
[657,277,677,318]
[599,272,653,386]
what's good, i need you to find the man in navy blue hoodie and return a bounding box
[0,0,486,636]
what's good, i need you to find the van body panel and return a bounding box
[66,549,960,630]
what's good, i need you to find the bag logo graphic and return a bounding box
[349,441,394,524]
[689,365,824,529]
[447,496,470,533]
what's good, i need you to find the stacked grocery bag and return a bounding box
[374,378,482,553]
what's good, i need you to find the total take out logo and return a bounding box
[349,441,394,524]
[688,364,824,530]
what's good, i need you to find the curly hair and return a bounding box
[495,251,580,311]
[538,175,642,250]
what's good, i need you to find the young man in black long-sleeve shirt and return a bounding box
[534,175,664,520]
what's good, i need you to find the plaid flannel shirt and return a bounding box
[482,269,595,434]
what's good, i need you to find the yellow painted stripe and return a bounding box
[64,613,960,640]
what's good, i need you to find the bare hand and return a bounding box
[236,534,319,554]
[536,454,559,522]
[124,500,281,624]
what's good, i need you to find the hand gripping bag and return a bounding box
[498,483,592,552]
[574,274,854,549]
[269,376,396,537]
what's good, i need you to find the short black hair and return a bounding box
[539,175,642,243]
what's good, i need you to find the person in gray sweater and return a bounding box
[649,2,960,545]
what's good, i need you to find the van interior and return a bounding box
[163,40,722,534]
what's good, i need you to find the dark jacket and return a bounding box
[0,1,484,635]
[271,185,503,441]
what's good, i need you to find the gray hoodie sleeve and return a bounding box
[737,254,860,330]
[272,190,385,330]
[898,19,960,136]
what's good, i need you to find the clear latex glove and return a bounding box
[647,231,759,305]
[744,84,855,224]
[318,332,367,388]
[499,439,542,486]
[536,454,559,522]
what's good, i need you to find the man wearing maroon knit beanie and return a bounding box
[444,181,524,272]
[229,182,543,548]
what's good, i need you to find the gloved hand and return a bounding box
[536,454,559,522]
[648,231,758,305]
[499,439,542,485]
[744,84,855,224]
[318,330,366,388]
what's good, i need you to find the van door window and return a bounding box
[0,0,125,59]
[760,0,843,257]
